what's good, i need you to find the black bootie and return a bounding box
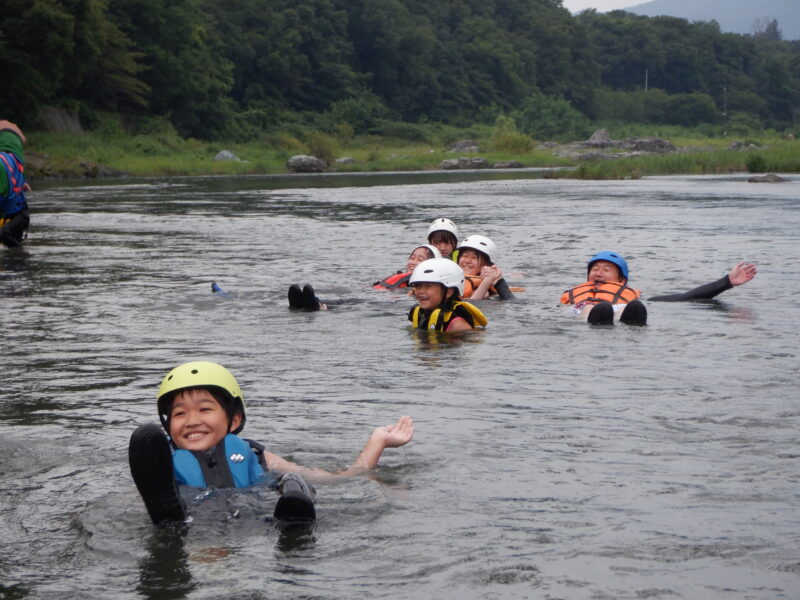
[288,284,303,308]
[274,473,316,523]
[587,301,614,325]
[301,284,321,311]
[129,424,186,526]
[620,299,647,325]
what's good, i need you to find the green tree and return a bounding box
[513,93,591,140]
[1,0,146,120]
[110,0,235,138]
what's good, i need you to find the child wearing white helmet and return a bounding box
[372,243,441,291]
[427,218,459,261]
[129,361,414,527]
[408,258,488,331]
[456,235,515,300]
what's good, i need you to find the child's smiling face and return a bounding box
[407,247,432,273]
[168,388,240,451]
[458,249,486,276]
[413,282,449,310]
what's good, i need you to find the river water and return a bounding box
[1,171,798,599]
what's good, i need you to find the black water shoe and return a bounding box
[301,284,321,311]
[288,284,303,309]
[0,230,22,248]
[129,424,186,526]
[587,301,614,325]
[620,299,648,326]
[274,473,316,524]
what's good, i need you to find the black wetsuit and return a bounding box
[649,275,734,302]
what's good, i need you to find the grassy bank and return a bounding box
[548,139,800,180]
[25,126,800,180]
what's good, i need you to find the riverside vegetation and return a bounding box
[7,2,800,182]
[26,116,800,181]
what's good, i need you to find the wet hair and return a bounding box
[428,230,458,248]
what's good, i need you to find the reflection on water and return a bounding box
[1,173,799,599]
[137,529,195,600]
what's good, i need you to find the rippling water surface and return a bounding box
[1,172,798,599]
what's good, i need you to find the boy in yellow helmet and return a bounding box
[129,361,414,526]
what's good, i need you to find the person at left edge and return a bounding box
[129,361,414,526]
[0,120,31,248]
[408,258,488,332]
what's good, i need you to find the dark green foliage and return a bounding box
[6,0,800,139]
[513,93,592,141]
[745,154,767,172]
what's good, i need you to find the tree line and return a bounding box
[2,0,798,140]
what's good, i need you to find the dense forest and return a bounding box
[2,0,798,140]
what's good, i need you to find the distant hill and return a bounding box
[625,0,799,40]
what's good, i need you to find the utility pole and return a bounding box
[723,86,727,116]
[645,68,648,91]
[723,85,728,137]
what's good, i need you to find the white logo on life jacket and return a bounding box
[230,453,245,463]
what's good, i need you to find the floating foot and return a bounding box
[274,473,316,525]
[129,424,186,526]
[587,301,614,325]
[301,284,321,311]
[620,299,647,326]
[288,284,303,309]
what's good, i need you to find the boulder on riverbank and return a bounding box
[447,140,479,153]
[214,150,241,161]
[440,157,490,170]
[748,173,787,183]
[287,155,327,173]
[547,129,679,161]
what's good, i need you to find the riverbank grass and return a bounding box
[26,129,800,179]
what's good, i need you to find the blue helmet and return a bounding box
[587,251,629,281]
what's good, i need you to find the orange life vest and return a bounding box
[560,281,640,306]
[373,271,411,290]
[463,275,497,298]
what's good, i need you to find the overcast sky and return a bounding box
[561,0,641,13]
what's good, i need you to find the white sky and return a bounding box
[561,0,641,13]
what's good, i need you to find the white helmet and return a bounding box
[411,244,442,260]
[409,258,465,295]
[427,218,459,240]
[457,235,496,264]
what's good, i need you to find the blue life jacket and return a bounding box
[173,434,266,488]
[0,152,27,218]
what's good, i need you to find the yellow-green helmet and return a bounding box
[157,361,246,435]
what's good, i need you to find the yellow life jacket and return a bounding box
[410,300,488,331]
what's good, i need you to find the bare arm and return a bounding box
[264,416,414,482]
[469,266,503,300]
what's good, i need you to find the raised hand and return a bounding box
[374,416,414,448]
[729,262,757,286]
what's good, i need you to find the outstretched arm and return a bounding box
[264,416,414,481]
[650,262,757,302]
